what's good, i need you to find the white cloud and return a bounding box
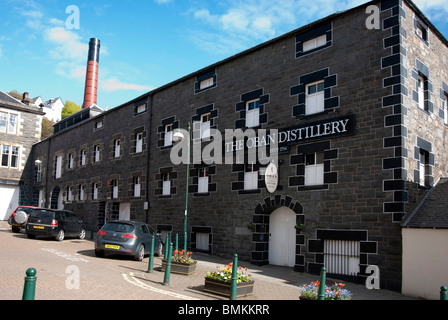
[101,78,153,92]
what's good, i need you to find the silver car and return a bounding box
[95,220,163,261]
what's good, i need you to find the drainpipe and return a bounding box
[145,94,154,224]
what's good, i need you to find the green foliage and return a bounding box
[61,101,81,119]
[41,118,55,140]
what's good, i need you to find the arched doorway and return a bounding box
[269,206,296,267]
[50,187,63,209]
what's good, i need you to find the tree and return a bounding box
[41,117,55,140]
[61,101,81,119]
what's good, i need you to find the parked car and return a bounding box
[26,209,86,241]
[8,206,43,233]
[95,220,163,261]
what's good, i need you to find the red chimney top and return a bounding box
[82,38,101,109]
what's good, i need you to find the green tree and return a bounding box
[41,117,55,140]
[61,101,81,119]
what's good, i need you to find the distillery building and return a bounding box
[29,0,448,292]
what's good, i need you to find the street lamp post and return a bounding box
[173,123,191,255]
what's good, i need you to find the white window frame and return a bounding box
[305,152,324,186]
[418,74,427,111]
[162,173,171,195]
[0,112,18,134]
[93,183,99,200]
[136,133,143,153]
[306,80,325,115]
[67,186,73,202]
[112,180,119,199]
[199,77,214,90]
[55,156,62,179]
[94,145,100,162]
[244,163,259,190]
[134,177,141,197]
[136,104,146,114]
[198,167,209,193]
[419,150,427,186]
[246,99,260,128]
[1,145,10,167]
[114,139,121,158]
[35,163,42,182]
[10,146,19,169]
[200,113,211,139]
[444,93,448,125]
[164,124,173,147]
[68,153,74,169]
[303,34,327,52]
[79,185,85,201]
[80,150,86,166]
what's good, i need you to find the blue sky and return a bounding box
[1,0,447,110]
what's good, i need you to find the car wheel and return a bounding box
[55,229,65,241]
[155,242,163,257]
[134,244,145,261]
[12,226,21,233]
[78,229,86,240]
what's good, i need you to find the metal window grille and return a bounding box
[324,240,360,276]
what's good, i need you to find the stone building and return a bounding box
[29,0,448,292]
[0,90,44,220]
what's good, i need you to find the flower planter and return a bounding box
[204,278,255,298]
[161,260,197,275]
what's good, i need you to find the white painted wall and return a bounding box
[402,228,448,300]
[0,185,20,220]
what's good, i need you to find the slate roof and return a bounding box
[0,90,45,115]
[403,178,448,229]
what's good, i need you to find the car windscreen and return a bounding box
[102,222,135,233]
[17,207,36,215]
[30,210,55,220]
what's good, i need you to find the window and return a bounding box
[324,240,360,276]
[0,112,18,134]
[68,153,74,169]
[79,185,85,201]
[55,156,62,179]
[305,152,324,186]
[418,74,428,111]
[136,133,143,153]
[198,167,209,193]
[112,180,118,199]
[35,162,42,182]
[246,99,260,128]
[199,77,214,90]
[419,149,428,186]
[416,21,428,42]
[444,93,448,125]
[164,124,173,147]
[92,183,99,200]
[303,34,327,52]
[200,113,211,139]
[162,173,171,195]
[135,103,147,114]
[195,69,216,93]
[244,163,259,190]
[133,177,141,197]
[94,145,100,162]
[80,150,86,166]
[95,121,103,129]
[113,139,121,158]
[306,81,325,115]
[67,186,73,202]
[10,146,18,168]
[1,146,10,167]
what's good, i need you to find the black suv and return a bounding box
[26,209,86,241]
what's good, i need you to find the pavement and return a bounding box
[134,251,417,301]
[0,220,417,301]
